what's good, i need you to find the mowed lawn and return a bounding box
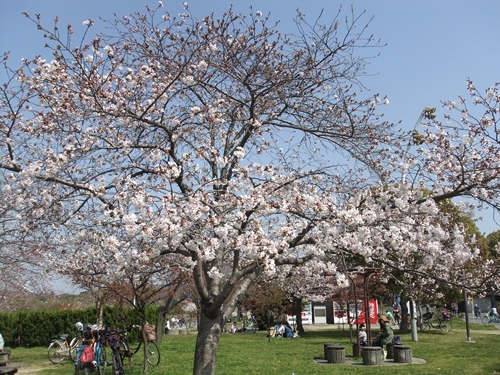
[9,320,500,375]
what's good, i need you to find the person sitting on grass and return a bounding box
[230,322,238,333]
[275,322,285,337]
[283,322,293,338]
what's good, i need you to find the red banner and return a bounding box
[350,300,378,324]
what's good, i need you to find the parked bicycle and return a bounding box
[47,322,86,363]
[482,313,500,325]
[119,324,160,366]
[418,311,452,333]
[102,329,125,375]
[72,325,107,375]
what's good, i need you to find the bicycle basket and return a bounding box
[423,312,433,320]
[143,324,156,342]
[442,311,451,319]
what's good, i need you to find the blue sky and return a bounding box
[1,0,499,236]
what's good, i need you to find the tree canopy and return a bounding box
[2,4,500,375]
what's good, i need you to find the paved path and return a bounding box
[305,318,500,334]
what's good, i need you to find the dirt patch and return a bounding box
[10,362,51,375]
[16,367,46,374]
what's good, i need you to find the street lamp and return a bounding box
[404,107,435,342]
[401,107,434,184]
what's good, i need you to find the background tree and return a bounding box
[485,230,500,257]
[240,280,292,331]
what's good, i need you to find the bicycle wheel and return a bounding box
[119,341,130,362]
[482,315,490,325]
[146,341,160,366]
[446,319,452,331]
[74,363,90,375]
[48,340,66,363]
[419,321,431,332]
[112,350,125,375]
[97,345,107,375]
[69,337,83,362]
[439,320,451,333]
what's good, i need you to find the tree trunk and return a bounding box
[294,297,304,333]
[399,298,409,333]
[95,298,104,328]
[141,325,150,375]
[193,309,224,375]
[156,311,166,342]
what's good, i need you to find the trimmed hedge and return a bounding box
[0,305,158,347]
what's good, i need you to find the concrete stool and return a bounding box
[323,342,340,360]
[362,346,382,365]
[0,350,11,366]
[394,345,412,363]
[0,367,18,375]
[386,343,394,359]
[352,343,360,358]
[328,346,345,363]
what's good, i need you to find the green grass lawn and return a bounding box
[8,321,500,375]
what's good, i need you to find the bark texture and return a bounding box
[193,309,224,375]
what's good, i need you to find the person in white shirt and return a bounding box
[358,324,368,346]
[490,306,498,317]
[275,323,285,337]
[165,319,170,333]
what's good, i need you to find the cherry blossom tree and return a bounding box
[0,174,52,311]
[1,4,498,375]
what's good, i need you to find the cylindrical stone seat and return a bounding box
[0,366,17,375]
[0,350,11,365]
[394,345,412,363]
[362,346,382,365]
[323,342,340,360]
[329,346,345,363]
[352,343,360,357]
[386,343,394,359]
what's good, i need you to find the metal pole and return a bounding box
[463,288,472,341]
[403,109,428,341]
[410,298,418,342]
[402,109,425,183]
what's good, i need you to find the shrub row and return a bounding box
[0,305,158,347]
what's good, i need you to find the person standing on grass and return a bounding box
[385,310,395,325]
[393,303,401,325]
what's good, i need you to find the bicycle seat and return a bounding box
[60,334,70,339]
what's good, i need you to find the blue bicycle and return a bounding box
[482,313,500,325]
[74,339,107,375]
